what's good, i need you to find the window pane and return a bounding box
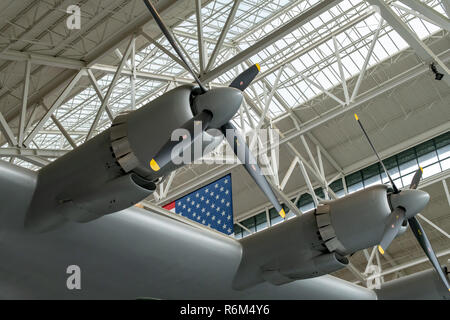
[416,140,438,167]
[422,163,441,178]
[434,132,450,149]
[255,212,267,231]
[298,193,313,208]
[300,202,315,213]
[336,189,346,198]
[393,177,403,189]
[330,179,343,193]
[437,143,450,161]
[242,217,255,230]
[269,207,279,219]
[348,181,364,193]
[234,224,242,238]
[315,187,325,199]
[362,164,381,187]
[346,171,362,188]
[256,221,268,231]
[271,214,283,226]
[269,207,283,226]
[401,171,416,188]
[398,149,418,176]
[440,158,450,170]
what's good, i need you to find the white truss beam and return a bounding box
[0,112,17,147]
[298,158,319,207]
[18,59,31,146]
[41,101,77,149]
[195,0,206,74]
[366,0,450,86]
[443,179,450,208]
[365,249,450,280]
[201,0,342,83]
[140,30,185,69]
[86,69,114,121]
[86,36,134,141]
[23,69,86,147]
[206,0,242,72]
[0,147,67,158]
[398,0,450,31]
[417,213,450,238]
[332,36,350,105]
[351,18,384,102]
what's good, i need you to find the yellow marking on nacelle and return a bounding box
[378,245,385,255]
[150,159,160,171]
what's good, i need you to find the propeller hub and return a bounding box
[192,87,243,129]
[389,189,430,219]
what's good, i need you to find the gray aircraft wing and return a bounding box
[0,160,447,299]
[0,159,373,299]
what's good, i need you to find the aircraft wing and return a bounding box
[0,160,372,299]
[0,160,447,299]
[0,160,37,231]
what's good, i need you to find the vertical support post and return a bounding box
[351,18,383,102]
[317,144,329,200]
[298,158,319,206]
[131,34,136,110]
[18,59,31,146]
[342,175,348,195]
[195,0,206,74]
[443,179,450,208]
[333,35,349,105]
[265,207,271,227]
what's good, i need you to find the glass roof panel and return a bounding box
[5,0,445,169]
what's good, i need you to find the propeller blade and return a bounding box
[409,167,423,190]
[354,113,399,193]
[408,216,450,292]
[150,110,213,172]
[229,64,260,91]
[143,0,207,93]
[221,121,286,218]
[378,207,405,255]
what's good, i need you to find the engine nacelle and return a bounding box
[261,252,349,286]
[25,85,223,232]
[58,173,155,223]
[315,184,391,256]
[232,211,348,290]
[232,185,393,290]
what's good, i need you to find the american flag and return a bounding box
[163,174,234,235]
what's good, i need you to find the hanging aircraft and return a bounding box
[0,0,448,299]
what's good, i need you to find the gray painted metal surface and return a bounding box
[376,268,450,300]
[0,160,375,299]
[0,160,448,299]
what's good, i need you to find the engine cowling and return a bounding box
[58,173,155,223]
[315,184,391,256]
